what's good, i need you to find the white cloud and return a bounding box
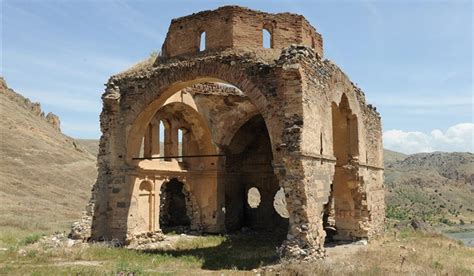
[383,123,474,154]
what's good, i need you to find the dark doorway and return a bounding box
[224,115,288,240]
[160,178,190,232]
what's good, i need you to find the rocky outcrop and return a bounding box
[0,77,61,132]
[46,112,61,131]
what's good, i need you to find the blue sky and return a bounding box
[2,0,473,153]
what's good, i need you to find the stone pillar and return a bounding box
[170,126,179,158]
[182,129,190,157]
[150,122,160,158]
[154,177,166,231]
[143,124,152,158]
[277,155,335,260]
[164,124,172,161]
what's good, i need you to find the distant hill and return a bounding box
[384,149,408,164]
[385,151,474,223]
[0,78,97,232]
[76,139,100,157]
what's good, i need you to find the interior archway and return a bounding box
[123,73,283,237]
[124,71,273,166]
[224,115,288,241]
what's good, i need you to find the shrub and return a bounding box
[20,233,43,246]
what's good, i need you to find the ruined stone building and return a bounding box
[88,6,385,258]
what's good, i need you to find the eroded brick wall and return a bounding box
[163,6,323,57]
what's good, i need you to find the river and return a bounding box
[445,230,474,247]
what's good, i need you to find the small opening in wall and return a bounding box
[159,120,164,157]
[247,187,261,208]
[199,31,206,51]
[273,187,289,218]
[263,28,272,48]
[320,132,323,155]
[320,132,324,164]
[178,128,184,162]
[139,136,145,158]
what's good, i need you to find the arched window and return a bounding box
[159,120,165,157]
[262,28,272,48]
[199,31,206,51]
[178,128,184,162]
[139,136,145,158]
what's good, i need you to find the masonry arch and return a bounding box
[120,58,293,240]
[123,60,278,166]
[324,93,362,241]
[141,101,216,169]
[326,69,367,163]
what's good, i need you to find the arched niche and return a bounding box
[137,180,155,232]
[324,93,362,241]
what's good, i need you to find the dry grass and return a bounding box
[0,85,97,235]
[270,229,474,275]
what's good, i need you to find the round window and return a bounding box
[273,188,289,218]
[247,187,261,208]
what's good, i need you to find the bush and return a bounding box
[386,206,410,220]
[20,233,43,246]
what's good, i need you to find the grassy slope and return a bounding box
[75,139,99,157]
[0,81,97,232]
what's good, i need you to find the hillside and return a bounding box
[384,149,408,164]
[0,78,97,232]
[385,151,474,223]
[75,139,99,157]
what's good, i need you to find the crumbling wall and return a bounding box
[163,6,323,57]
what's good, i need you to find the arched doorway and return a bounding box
[159,178,191,232]
[224,115,288,240]
[325,94,360,241]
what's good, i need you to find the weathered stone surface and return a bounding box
[46,112,61,131]
[83,6,384,260]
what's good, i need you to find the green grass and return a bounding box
[0,231,284,275]
[1,228,472,275]
[20,233,44,246]
[144,232,284,270]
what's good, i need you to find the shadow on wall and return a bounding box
[143,231,285,270]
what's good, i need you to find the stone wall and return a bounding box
[162,6,323,58]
